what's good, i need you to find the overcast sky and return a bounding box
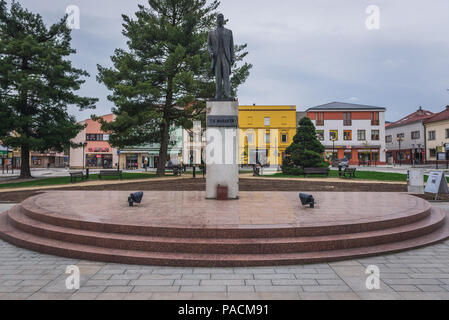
[12,0,449,122]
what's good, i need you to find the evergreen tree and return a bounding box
[282,117,327,175]
[0,1,97,178]
[97,0,252,176]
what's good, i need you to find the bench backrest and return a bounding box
[304,168,329,173]
[70,172,83,176]
[345,168,356,172]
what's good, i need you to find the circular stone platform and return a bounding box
[0,191,448,267]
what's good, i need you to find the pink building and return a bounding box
[69,114,119,169]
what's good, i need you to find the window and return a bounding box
[446,129,449,139]
[329,130,338,141]
[264,117,270,126]
[316,112,324,126]
[371,130,380,140]
[281,133,288,143]
[357,130,366,141]
[343,112,352,126]
[86,134,103,141]
[265,132,270,143]
[317,130,324,141]
[430,148,437,157]
[371,112,380,126]
[247,133,254,144]
[386,135,392,143]
[428,131,436,141]
[411,131,420,140]
[397,133,404,139]
[343,130,352,141]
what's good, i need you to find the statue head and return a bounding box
[217,14,224,27]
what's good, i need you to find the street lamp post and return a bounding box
[82,142,87,171]
[397,136,404,166]
[331,137,337,164]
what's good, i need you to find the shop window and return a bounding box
[344,151,352,160]
[430,149,437,157]
[247,133,254,144]
[371,130,380,141]
[343,130,352,141]
[428,131,436,141]
[329,130,338,141]
[357,130,366,141]
[317,130,324,141]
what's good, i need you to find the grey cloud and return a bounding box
[12,0,449,122]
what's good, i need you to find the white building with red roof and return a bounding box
[385,107,433,165]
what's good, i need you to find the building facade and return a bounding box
[306,102,387,165]
[424,106,449,164]
[121,126,183,169]
[183,121,206,166]
[239,105,297,167]
[30,152,66,168]
[69,114,119,169]
[385,107,433,165]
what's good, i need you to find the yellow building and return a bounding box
[239,105,297,166]
[424,107,449,163]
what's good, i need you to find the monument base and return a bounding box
[206,100,239,199]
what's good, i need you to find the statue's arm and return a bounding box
[230,31,235,65]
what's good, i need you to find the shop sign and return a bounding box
[425,171,449,195]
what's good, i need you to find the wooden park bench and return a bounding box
[69,171,85,183]
[303,167,330,177]
[343,167,357,178]
[99,170,122,180]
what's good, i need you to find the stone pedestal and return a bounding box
[408,168,424,194]
[205,100,239,199]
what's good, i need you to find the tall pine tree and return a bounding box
[0,1,97,178]
[97,0,252,176]
[282,117,327,175]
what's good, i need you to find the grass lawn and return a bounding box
[267,170,408,182]
[267,169,449,183]
[0,172,163,189]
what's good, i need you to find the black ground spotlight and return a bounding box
[128,192,144,207]
[299,193,315,208]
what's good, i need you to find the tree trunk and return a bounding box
[20,145,32,179]
[156,120,170,177]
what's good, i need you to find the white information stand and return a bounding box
[424,171,449,200]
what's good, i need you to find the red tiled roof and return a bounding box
[424,107,449,125]
[387,108,433,128]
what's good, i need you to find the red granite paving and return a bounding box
[28,191,428,228]
[0,191,448,267]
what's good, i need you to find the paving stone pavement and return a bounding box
[1,203,449,300]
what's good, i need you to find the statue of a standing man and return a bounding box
[207,14,235,100]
